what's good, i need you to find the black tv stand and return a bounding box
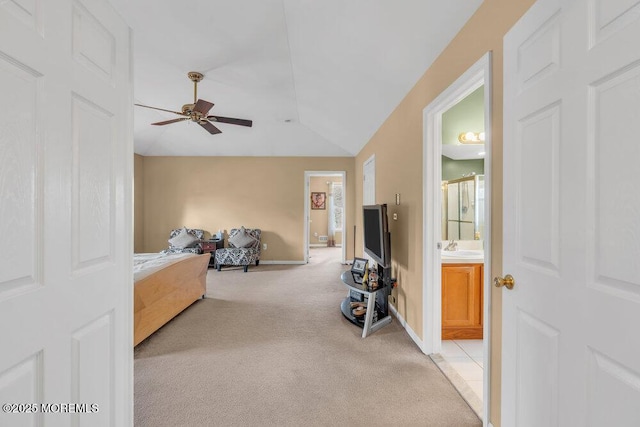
[340,268,392,338]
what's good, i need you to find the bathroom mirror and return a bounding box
[442,175,484,240]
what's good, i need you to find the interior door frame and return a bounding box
[422,52,493,423]
[304,171,347,264]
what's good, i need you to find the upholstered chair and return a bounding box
[214,227,261,272]
[161,227,205,254]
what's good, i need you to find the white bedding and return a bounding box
[133,252,196,282]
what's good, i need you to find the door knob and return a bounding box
[494,274,515,290]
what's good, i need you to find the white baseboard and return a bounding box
[389,303,424,351]
[259,260,306,265]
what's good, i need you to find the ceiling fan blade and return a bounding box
[134,103,187,116]
[193,99,214,115]
[199,120,222,135]
[207,115,253,127]
[151,117,190,126]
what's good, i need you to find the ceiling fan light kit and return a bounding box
[134,71,252,135]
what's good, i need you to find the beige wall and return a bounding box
[309,176,343,246]
[134,154,145,253]
[353,1,535,425]
[138,156,355,261]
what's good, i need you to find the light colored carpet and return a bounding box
[134,247,480,426]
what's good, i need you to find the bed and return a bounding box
[133,252,210,346]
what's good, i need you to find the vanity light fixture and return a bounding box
[458,131,486,144]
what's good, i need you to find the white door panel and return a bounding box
[503,0,640,425]
[362,155,375,262]
[0,0,132,426]
[363,155,375,205]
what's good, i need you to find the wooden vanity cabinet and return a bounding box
[441,263,483,340]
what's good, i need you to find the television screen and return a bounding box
[363,204,390,267]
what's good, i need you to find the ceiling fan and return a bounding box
[134,71,253,135]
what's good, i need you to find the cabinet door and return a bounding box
[442,264,483,339]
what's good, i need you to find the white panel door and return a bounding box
[362,155,375,262]
[363,155,375,205]
[502,0,640,425]
[0,0,132,426]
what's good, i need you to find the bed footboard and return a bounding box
[134,253,210,346]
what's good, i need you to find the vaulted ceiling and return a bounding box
[108,0,483,157]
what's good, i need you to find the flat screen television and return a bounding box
[363,204,391,268]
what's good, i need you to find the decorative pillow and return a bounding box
[229,227,256,248]
[168,228,200,249]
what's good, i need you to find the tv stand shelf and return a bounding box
[340,270,392,338]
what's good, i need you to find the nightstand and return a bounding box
[201,239,224,268]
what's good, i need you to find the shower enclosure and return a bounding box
[442,175,484,241]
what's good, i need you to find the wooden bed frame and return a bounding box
[134,253,210,346]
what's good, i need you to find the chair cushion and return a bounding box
[215,247,259,266]
[168,227,200,249]
[228,227,256,248]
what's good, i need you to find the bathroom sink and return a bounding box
[442,250,484,258]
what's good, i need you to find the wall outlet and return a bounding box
[262,243,267,250]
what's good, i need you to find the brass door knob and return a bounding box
[494,274,515,290]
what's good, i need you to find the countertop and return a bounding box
[440,241,484,264]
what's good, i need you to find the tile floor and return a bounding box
[440,339,484,401]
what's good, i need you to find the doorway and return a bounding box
[422,53,492,420]
[304,171,346,265]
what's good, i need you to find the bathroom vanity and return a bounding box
[441,249,484,340]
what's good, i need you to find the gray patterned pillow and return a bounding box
[229,227,256,248]
[168,228,200,249]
